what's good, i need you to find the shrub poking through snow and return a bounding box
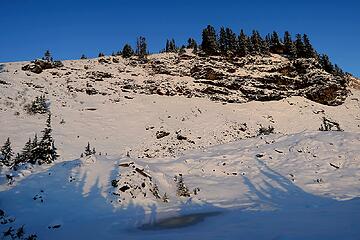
[83,142,96,157]
[150,184,161,199]
[193,187,200,195]
[2,225,38,240]
[175,174,190,197]
[257,125,275,136]
[162,193,169,203]
[1,209,38,239]
[24,95,49,115]
[319,117,343,131]
[111,179,119,188]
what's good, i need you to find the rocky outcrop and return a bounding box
[190,65,224,80]
[22,60,63,74]
[140,54,351,106]
[87,71,113,81]
[156,131,170,139]
[20,52,351,106]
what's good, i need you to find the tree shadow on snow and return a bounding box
[241,158,336,209]
[235,158,360,240]
[1,157,359,240]
[0,158,147,239]
[137,158,360,240]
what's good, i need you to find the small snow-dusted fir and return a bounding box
[37,113,58,165]
[0,138,14,167]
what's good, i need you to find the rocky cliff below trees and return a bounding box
[129,52,351,106]
[18,51,355,107]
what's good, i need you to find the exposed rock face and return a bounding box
[190,65,224,80]
[22,59,63,74]
[349,75,360,90]
[143,54,350,106]
[20,52,352,106]
[87,71,113,81]
[156,131,170,139]
[110,161,162,204]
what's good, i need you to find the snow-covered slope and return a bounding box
[1,132,360,239]
[0,54,360,239]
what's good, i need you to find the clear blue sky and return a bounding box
[1,0,359,76]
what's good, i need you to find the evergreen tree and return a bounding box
[219,27,237,56]
[122,44,134,58]
[260,38,270,55]
[250,30,262,54]
[38,113,58,164]
[269,31,283,54]
[171,39,176,52]
[303,34,316,58]
[295,34,305,58]
[25,95,48,115]
[0,138,14,167]
[226,27,237,56]
[165,39,177,52]
[23,138,33,159]
[187,38,197,49]
[237,29,248,57]
[136,36,148,59]
[283,31,297,59]
[192,42,198,54]
[334,64,344,76]
[283,31,292,51]
[264,34,272,53]
[14,138,33,166]
[219,27,227,55]
[246,35,254,54]
[179,45,186,55]
[13,153,22,168]
[165,40,170,52]
[201,25,218,55]
[84,142,92,156]
[218,27,237,56]
[43,50,52,62]
[29,134,40,164]
[176,174,190,197]
[319,54,334,73]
